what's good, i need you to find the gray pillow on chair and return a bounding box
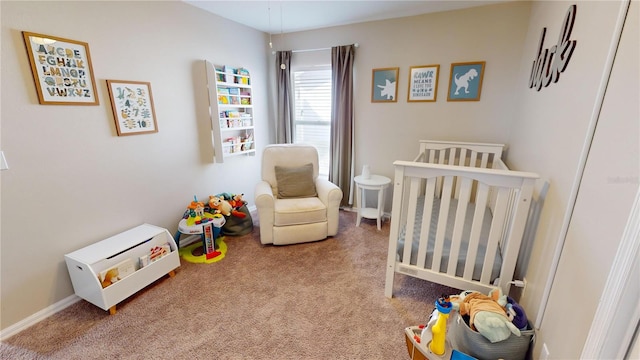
[275,163,317,198]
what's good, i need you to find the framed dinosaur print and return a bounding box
[407,64,439,102]
[447,61,485,102]
[371,67,399,103]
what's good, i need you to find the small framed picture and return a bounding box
[106,80,158,136]
[407,65,440,102]
[447,61,486,102]
[371,67,399,103]
[22,31,99,105]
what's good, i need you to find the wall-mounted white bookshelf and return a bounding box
[205,60,255,163]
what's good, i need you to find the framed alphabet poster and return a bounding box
[22,31,99,105]
[106,80,158,136]
[407,65,439,102]
[447,61,485,101]
[371,67,399,103]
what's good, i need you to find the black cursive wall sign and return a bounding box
[529,4,577,91]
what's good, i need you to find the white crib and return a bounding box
[385,140,539,297]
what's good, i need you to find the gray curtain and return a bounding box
[275,51,293,144]
[329,45,356,206]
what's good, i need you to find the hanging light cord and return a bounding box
[268,1,272,49]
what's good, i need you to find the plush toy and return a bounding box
[506,296,528,330]
[451,289,521,343]
[229,193,246,209]
[100,268,120,289]
[209,195,233,216]
[209,195,245,218]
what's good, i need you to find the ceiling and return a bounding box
[184,1,509,34]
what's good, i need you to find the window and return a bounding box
[293,68,331,178]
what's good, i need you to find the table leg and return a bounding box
[377,186,384,230]
[174,230,181,248]
[356,184,362,227]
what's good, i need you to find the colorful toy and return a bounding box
[203,222,221,259]
[210,194,246,218]
[429,297,452,355]
[183,196,223,226]
[228,193,245,208]
[209,195,233,216]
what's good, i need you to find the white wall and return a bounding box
[0,0,269,329]
[541,1,639,358]
[275,2,532,206]
[506,0,637,358]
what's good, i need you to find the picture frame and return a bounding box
[106,80,158,136]
[22,31,99,105]
[447,61,486,102]
[371,67,399,103]
[407,65,440,102]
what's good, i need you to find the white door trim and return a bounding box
[581,188,640,358]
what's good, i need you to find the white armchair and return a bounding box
[254,144,343,245]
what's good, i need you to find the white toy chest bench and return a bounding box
[64,224,180,314]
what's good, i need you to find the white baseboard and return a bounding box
[0,294,81,341]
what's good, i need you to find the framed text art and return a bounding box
[447,61,486,102]
[106,80,158,136]
[407,65,439,102]
[371,67,399,103]
[22,31,99,105]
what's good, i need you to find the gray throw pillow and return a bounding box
[274,163,317,198]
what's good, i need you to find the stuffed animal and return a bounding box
[451,289,521,343]
[100,268,120,288]
[506,296,528,330]
[209,195,233,216]
[210,195,246,218]
[229,193,246,209]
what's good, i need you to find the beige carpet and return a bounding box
[1,210,460,359]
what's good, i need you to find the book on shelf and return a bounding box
[228,88,240,95]
[99,258,136,288]
[218,95,230,104]
[149,243,171,263]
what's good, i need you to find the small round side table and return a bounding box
[354,174,391,230]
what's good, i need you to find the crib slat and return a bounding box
[470,151,479,167]
[459,148,468,167]
[428,149,436,164]
[447,148,456,165]
[402,177,422,265]
[463,183,490,280]
[431,175,454,272]
[480,152,489,169]
[416,178,437,268]
[453,149,468,199]
[447,177,473,275]
[435,150,446,197]
[480,187,510,284]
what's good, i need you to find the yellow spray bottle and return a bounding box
[429,297,452,356]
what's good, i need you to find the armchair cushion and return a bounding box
[275,163,317,198]
[274,197,326,226]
